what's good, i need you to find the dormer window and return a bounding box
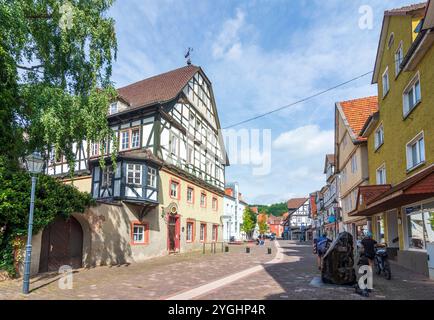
[110,102,118,115]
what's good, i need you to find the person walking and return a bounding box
[316,231,330,270]
[361,231,377,267]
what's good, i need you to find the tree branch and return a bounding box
[16,65,44,73]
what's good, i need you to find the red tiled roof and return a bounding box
[385,2,427,16]
[339,96,378,141]
[225,188,234,197]
[250,206,258,214]
[358,185,392,207]
[287,197,308,209]
[117,65,200,108]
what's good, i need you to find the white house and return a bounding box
[222,182,248,241]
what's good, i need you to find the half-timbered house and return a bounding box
[30,65,228,274]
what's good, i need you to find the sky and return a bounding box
[108,0,419,205]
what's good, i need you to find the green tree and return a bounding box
[241,207,257,240]
[0,160,94,276]
[251,202,288,216]
[0,0,118,171]
[258,215,268,235]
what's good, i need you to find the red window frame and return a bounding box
[200,223,207,242]
[186,220,195,243]
[200,191,207,208]
[212,196,218,211]
[169,178,181,200]
[120,127,141,151]
[130,221,149,245]
[212,224,218,242]
[187,185,195,204]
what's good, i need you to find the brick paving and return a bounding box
[0,242,274,300]
[1,240,434,300]
[199,240,434,300]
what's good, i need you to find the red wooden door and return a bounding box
[168,215,180,252]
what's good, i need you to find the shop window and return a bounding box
[405,202,434,250]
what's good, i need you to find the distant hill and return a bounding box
[251,202,288,216]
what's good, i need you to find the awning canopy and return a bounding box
[352,165,434,216]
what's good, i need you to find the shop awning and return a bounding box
[352,165,434,216]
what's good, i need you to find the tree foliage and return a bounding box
[0,0,118,171]
[0,160,94,276]
[258,212,268,235]
[251,202,288,217]
[241,207,257,240]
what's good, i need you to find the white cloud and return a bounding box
[272,125,334,157]
[212,8,245,60]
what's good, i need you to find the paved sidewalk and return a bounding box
[0,242,274,300]
[199,240,434,300]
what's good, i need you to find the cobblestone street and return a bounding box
[1,240,434,300]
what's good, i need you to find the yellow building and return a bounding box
[354,2,434,277]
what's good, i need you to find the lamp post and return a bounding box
[22,152,45,294]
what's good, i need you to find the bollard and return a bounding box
[246,247,250,253]
[268,247,272,254]
[225,246,229,252]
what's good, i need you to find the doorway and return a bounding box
[39,216,83,273]
[168,215,180,253]
[386,210,399,248]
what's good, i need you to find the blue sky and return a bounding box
[108,0,418,205]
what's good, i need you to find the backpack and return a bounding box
[317,237,330,255]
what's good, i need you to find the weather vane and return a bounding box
[184,47,193,65]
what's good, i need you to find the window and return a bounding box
[200,192,207,207]
[127,164,141,185]
[187,146,193,164]
[212,225,218,241]
[351,154,358,173]
[110,102,118,115]
[147,167,157,188]
[376,165,386,184]
[186,221,194,242]
[170,134,179,155]
[405,202,434,250]
[91,142,99,157]
[200,223,206,242]
[121,130,130,150]
[387,32,394,49]
[406,133,425,170]
[403,74,421,116]
[101,165,113,187]
[212,197,218,211]
[131,129,140,148]
[120,128,140,151]
[170,180,179,199]
[131,222,149,245]
[187,187,194,203]
[374,124,384,150]
[382,68,389,97]
[395,42,403,76]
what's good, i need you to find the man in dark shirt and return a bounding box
[361,232,377,266]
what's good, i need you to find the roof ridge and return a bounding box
[385,2,427,15]
[117,64,199,91]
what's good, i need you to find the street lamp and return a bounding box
[22,152,45,294]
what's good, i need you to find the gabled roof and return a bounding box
[117,65,201,108]
[423,0,434,29]
[336,96,378,142]
[372,2,427,84]
[324,154,335,174]
[385,2,427,16]
[287,197,308,210]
